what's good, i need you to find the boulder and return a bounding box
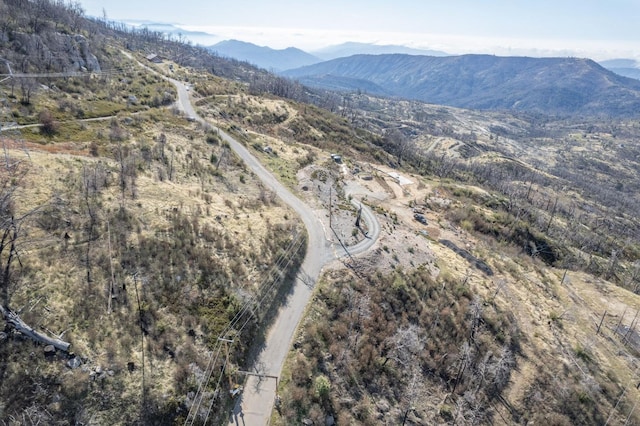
[66,356,82,369]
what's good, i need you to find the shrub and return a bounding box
[39,109,59,136]
[314,375,331,400]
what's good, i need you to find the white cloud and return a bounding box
[179,24,639,60]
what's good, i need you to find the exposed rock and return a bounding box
[66,355,82,369]
[325,414,335,426]
[376,398,391,413]
[9,31,101,73]
[73,34,101,72]
[338,396,355,407]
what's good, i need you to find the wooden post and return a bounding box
[597,311,607,335]
[615,308,627,335]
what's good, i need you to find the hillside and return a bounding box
[0,2,312,424]
[209,40,321,71]
[190,71,640,425]
[284,54,640,117]
[1,1,640,426]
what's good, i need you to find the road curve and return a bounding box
[168,78,378,424]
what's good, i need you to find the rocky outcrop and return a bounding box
[4,31,101,73]
[70,34,101,72]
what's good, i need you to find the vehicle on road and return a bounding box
[414,213,427,225]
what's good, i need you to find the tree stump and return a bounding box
[44,345,56,358]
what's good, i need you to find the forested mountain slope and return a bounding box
[284,54,640,116]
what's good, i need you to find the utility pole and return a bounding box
[218,337,235,388]
[133,272,146,413]
[329,187,332,231]
[107,220,114,314]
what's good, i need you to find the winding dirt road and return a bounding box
[169,79,379,424]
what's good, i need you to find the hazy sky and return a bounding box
[79,0,640,59]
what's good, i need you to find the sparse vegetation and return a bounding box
[0,2,306,424]
[274,268,520,425]
[1,1,639,426]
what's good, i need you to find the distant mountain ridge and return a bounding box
[283,54,640,117]
[599,58,640,80]
[121,20,215,43]
[206,39,450,72]
[208,40,321,71]
[310,42,448,61]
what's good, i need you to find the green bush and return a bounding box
[313,375,330,400]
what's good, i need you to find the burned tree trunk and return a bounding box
[0,305,71,352]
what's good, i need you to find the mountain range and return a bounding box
[209,39,320,71]
[110,20,640,80]
[310,41,448,61]
[207,40,450,71]
[54,15,640,117]
[283,54,640,116]
[599,58,640,80]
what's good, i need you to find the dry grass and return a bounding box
[0,90,303,423]
[273,153,640,424]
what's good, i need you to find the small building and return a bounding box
[146,54,163,64]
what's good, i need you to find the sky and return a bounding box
[78,0,640,60]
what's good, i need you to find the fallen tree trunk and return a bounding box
[0,305,71,352]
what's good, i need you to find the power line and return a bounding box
[184,230,306,425]
[0,66,136,80]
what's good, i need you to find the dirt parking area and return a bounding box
[297,159,484,277]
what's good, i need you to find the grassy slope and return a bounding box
[180,70,640,426]
[271,173,640,425]
[0,52,305,424]
[223,94,640,424]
